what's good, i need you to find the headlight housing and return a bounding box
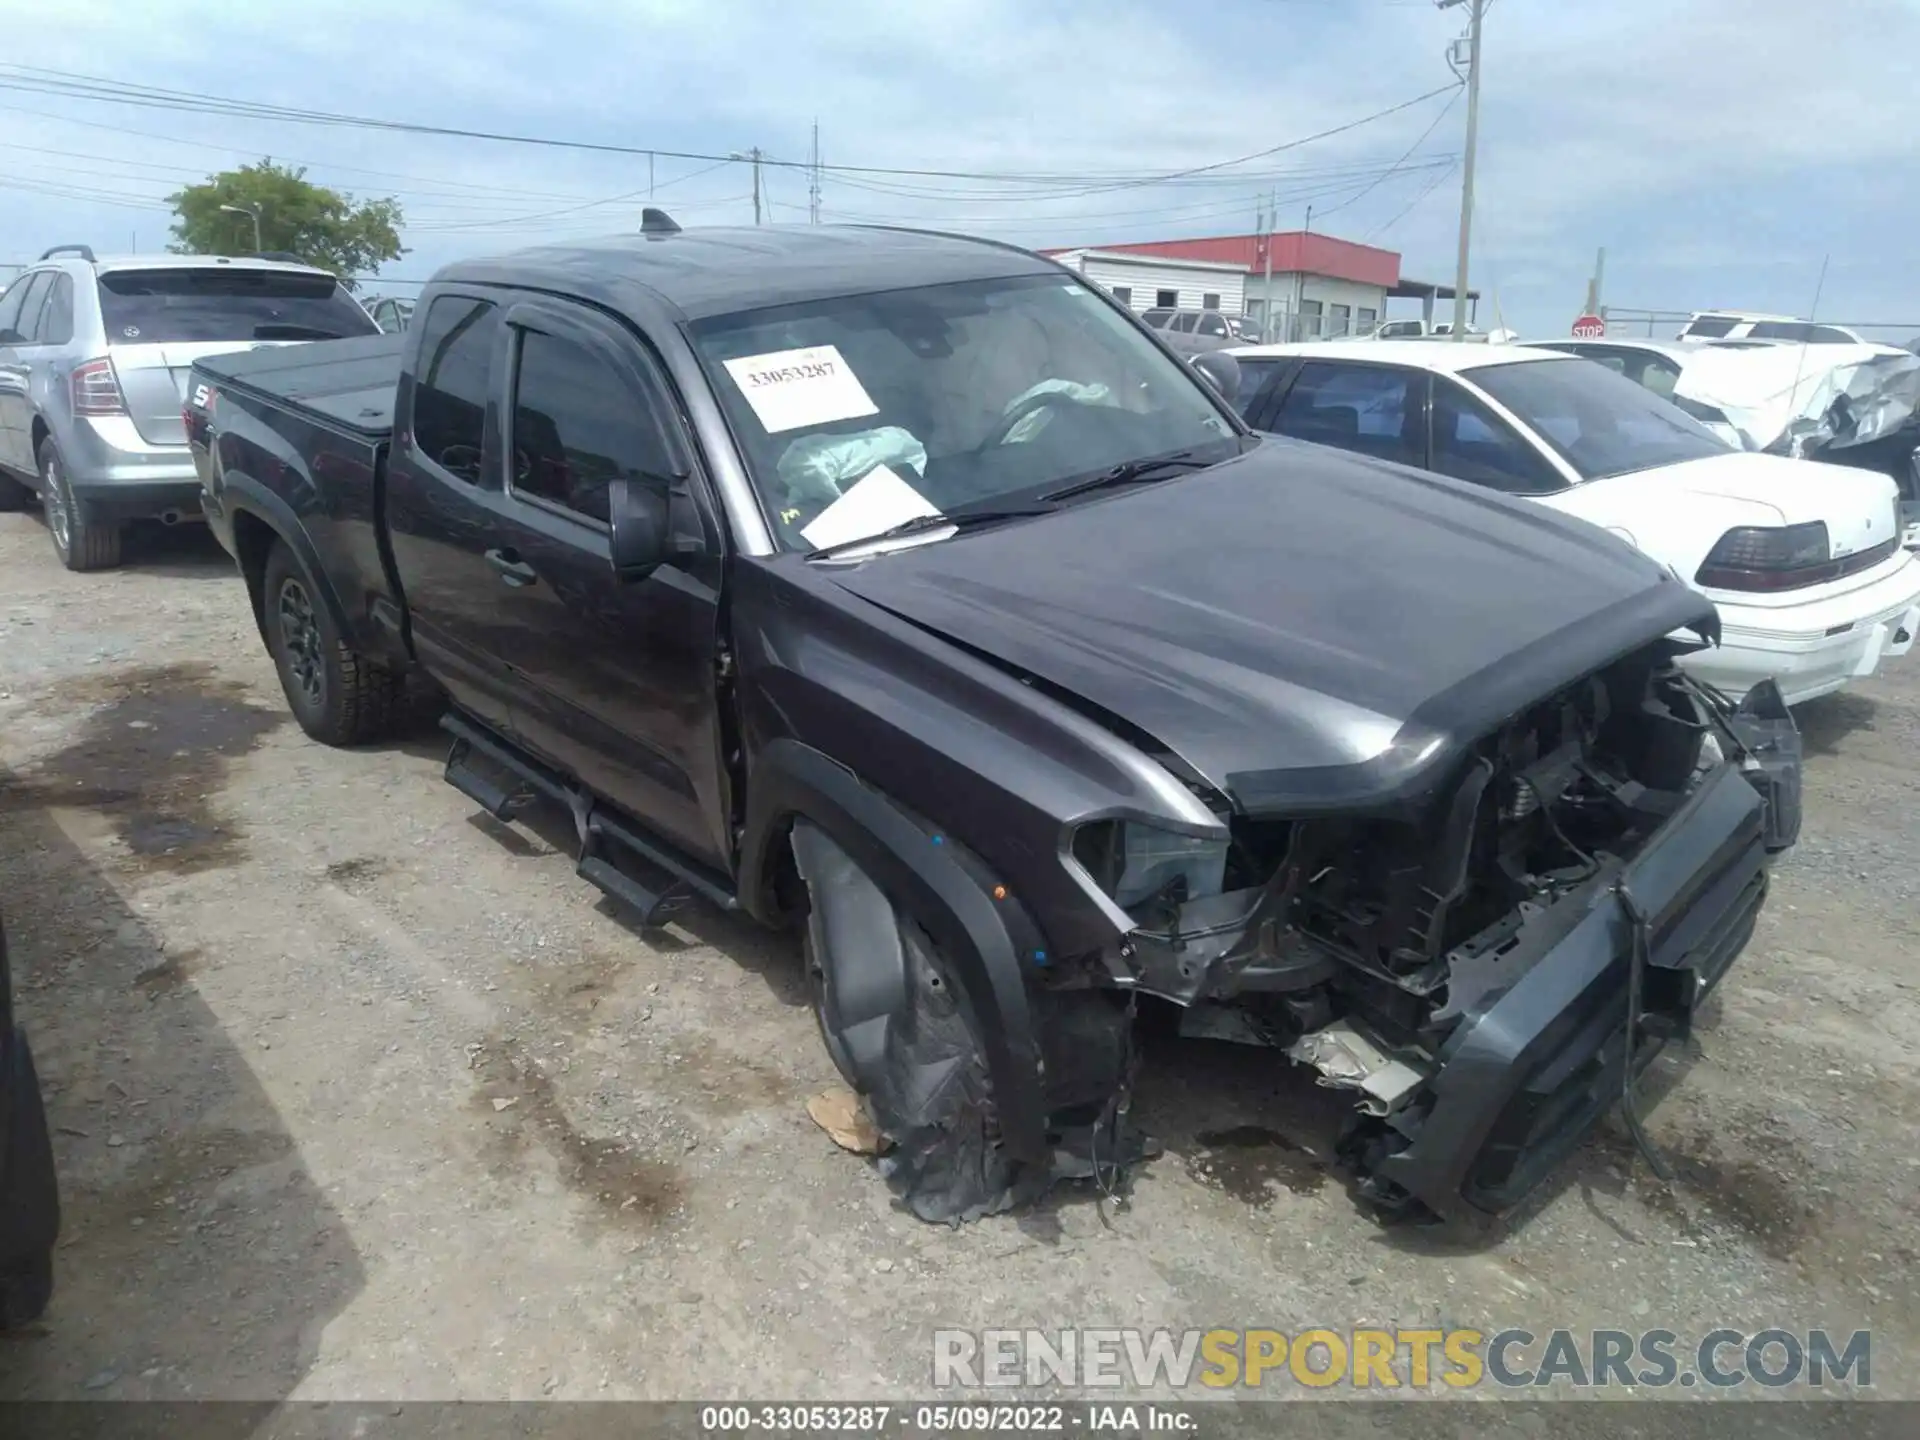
[1072,820,1228,914]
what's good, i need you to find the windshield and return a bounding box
[98,268,379,343]
[691,273,1241,551]
[1466,357,1730,481]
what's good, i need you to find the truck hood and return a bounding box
[826,440,1717,814]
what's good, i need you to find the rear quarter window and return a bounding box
[1680,316,1738,339]
[97,267,380,344]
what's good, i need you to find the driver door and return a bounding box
[478,297,731,869]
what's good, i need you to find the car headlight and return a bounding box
[1071,820,1228,913]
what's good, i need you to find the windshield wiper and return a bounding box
[1041,450,1216,503]
[805,505,1050,561]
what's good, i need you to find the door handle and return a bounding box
[485,547,539,587]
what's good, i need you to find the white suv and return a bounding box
[1676,311,1863,345]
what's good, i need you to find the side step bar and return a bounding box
[439,711,738,928]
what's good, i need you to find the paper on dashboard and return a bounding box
[799,465,943,550]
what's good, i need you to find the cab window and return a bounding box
[1271,362,1422,467]
[1430,380,1564,494]
[506,329,671,527]
[410,296,501,483]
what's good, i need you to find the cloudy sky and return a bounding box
[3,0,1917,338]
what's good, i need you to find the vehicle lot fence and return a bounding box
[1602,305,1920,348]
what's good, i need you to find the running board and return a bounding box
[438,710,737,928]
[577,854,691,928]
[443,736,531,819]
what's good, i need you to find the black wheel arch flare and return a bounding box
[740,737,1053,1164]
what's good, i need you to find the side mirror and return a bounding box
[609,478,672,582]
[0,329,25,346]
[1189,350,1242,406]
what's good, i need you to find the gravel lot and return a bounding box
[0,511,1914,1412]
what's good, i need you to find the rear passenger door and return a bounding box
[1264,361,1427,469]
[0,271,52,476]
[385,291,522,733]
[469,296,728,868]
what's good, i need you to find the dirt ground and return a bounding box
[0,512,1914,1410]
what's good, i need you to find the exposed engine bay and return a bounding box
[798,637,1800,1227]
[1047,640,1799,1221]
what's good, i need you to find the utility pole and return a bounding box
[810,121,822,224]
[1583,246,1606,316]
[1294,201,1312,340]
[730,148,765,225]
[1439,0,1484,340]
[1260,192,1274,341]
[649,152,655,199]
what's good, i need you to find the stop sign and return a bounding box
[1571,313,1606,338]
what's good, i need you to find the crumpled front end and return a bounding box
[1076,646,1802,1224]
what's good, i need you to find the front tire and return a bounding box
[38,441,122,571]
[263,540,403,746]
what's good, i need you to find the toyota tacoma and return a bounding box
[183,214,1802,1226]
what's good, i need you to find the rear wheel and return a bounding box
[263,540,403,746]
[38,441,122,571]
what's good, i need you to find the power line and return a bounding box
[1307,86,1461,220]
[0,65,1459,189]
[1363,159,1457,241]
[0,100,630,204]
[820,160,1459,232]
[406,158,735,232]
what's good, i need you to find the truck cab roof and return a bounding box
[436,225,1057,321]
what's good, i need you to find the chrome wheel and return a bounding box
[42,456,71,557]
[276,576,326,709]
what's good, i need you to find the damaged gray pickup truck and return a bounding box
[184,215,1803,1227]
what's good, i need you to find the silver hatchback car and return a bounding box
[0,247,379,570]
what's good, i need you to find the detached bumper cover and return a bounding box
[1377,763,1774,1223]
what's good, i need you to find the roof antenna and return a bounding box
[640,207,681,237]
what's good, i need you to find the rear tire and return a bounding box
[38,441,122,571]
[263,540,403,746]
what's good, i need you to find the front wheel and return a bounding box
[262,540,404,746]
[38,441,122,571]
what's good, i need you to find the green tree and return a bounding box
[167,159,405,284]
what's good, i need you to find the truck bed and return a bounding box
[194,332,403,441]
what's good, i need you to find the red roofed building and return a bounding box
[1040,231,1475,342]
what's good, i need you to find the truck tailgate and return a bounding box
[192,332,403,441]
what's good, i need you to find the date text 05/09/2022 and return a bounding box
[699,1403,1199,1434]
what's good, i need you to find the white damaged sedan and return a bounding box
[1225,342,1920,706]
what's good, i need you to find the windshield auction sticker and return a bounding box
[723,344,879,434]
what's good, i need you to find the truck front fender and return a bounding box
[741,738,1049,1164]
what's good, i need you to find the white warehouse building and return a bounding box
[1042,230,1475,342]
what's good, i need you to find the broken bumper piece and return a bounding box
[1353,762,1770,1225]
